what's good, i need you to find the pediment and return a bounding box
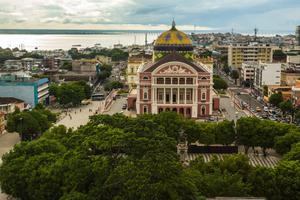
[156,65,194,75]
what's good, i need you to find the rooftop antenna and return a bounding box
[254,27,258,42]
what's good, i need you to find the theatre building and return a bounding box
[134,21,216,118]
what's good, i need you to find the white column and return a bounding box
[184,88,186,104]
[164,88,166,104]
[171,88,173,104]
[177,89,179,104]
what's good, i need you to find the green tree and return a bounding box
[49,83,59,96]
[104,81,124,91]
[213,75,228,90]
[236,117,260,154]
[215,120,235,145]
[6,112,41,140]
[274,160,300,200]
[57,83,85,106]
[74,81,92,98]
[279,100,294,115]
[274,131,300,155]
[269,92,283,107]
[60,61,72,71]
[248,167,278,199]
[283,142,300,161]
[230,70,239,84]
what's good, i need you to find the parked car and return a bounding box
[256,107,262,112]
[122,104,127,110]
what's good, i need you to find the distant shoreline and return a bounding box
[0,29,293,36]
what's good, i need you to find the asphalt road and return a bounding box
[220,96,246,121]
[104,97,127,115]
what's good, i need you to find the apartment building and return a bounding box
[241,62,255,82]
[228,43,273,68]
[254,62,281,90]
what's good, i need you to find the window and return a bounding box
[172,78,178,84]
[158,92,163,101]
[179,78,185,84]
[131,68,134,73]
[143,88,148,100]
[157,78,164,84]
[165,78,171,84]
[186,78,193,84]
[202,92,206,100]
[143,76,148,80]
[144,92,148,99]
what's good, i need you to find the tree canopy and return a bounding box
[269,92,284,107]
[1,113,300,200]
[49,81,91,106]
[213,75,228,90]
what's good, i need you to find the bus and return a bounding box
[92,93,105,101]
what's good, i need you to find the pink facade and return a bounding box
[136,53,213,119]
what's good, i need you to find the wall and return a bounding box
[261,63,281,86]
[0,84,35,107]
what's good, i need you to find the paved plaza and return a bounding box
[55,100,104,129]
[0,132,20,200]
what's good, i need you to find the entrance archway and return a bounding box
[186,108,191,118]
[179,108,184,115]
[158,108,163,113]
[201,106,206,116]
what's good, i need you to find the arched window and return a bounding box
[202,92,206,100]
[143,76,148,80]
[201,77,207,80]
[143,90,148,100]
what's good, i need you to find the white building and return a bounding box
[254,62,281,89]
[241,62,255,82]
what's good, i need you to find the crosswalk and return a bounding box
[186,153,281,168]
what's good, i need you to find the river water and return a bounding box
[0,32,160,50]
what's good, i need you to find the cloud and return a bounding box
[0,0,299,32]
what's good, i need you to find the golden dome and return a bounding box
[154,20,192,46]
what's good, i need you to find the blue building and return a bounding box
[0,77,49,108]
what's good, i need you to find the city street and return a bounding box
[103,97,127,115]
[220,96,246,121]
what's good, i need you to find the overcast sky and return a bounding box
[0,0,299,32]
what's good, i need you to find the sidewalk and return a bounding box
[55,101,104,129]
[0,132,20,200]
